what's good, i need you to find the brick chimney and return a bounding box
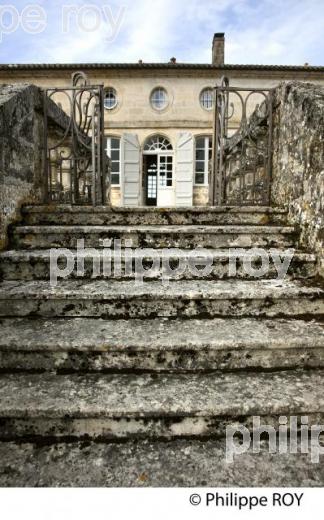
[212,33,225,65]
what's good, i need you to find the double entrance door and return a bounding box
[144,154,174,207]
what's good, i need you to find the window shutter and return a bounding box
[175,132,194,207]
[122,133,141,206]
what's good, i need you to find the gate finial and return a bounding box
[71,71,90,87]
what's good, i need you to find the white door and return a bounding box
[122,133,140,206]
[157,155,175,207]
[175,132,194,207]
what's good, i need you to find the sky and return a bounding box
[0,0,323,65]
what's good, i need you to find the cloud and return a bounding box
[224,0,324,65]
[0,0,323,65]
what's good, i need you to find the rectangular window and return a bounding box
[194,136,212,185]
[106,136,121,185]
[159,156,173,187]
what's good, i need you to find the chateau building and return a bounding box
[0,30,324,488]
[1,33,324,207]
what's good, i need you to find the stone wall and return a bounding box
[222,102,270,205]
[0,84,43,249]
[271,82,324,277]
[0,84,68,249]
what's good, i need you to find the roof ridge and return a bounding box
[0,63,324,71]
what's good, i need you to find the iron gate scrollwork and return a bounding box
[44,72,108,205]
[211,77,273,206]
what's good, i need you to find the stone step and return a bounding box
[0,317,323,372]
[0,279,322,318]
[12,224,297,250]
[0,369,323,440]
[0,438,323,486]
[21,205,288,226]
[0,249,316,281]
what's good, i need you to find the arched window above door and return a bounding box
[144,135,173,152]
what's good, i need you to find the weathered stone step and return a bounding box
[0,249,316,281]
[0,317,323,372]
[0,370,323,440]
[12,224,297,250]
[21,205,288,226]
[0,279,322,318]
[0,438,323,486]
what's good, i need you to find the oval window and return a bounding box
[104,88,118,110]
[200,88,214,110]
[150,87,168,110]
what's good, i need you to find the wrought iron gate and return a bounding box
[44,72,108,205]
[211,77,273,206]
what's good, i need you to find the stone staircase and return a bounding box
[0,205,323,486]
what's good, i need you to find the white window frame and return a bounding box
[106,136,121,186]
[200,88,214,111]
[150,87,169,111]
[104,87,118,110]
[194,135,212,186]
[144,135,173,152]
[158,154,174,188]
